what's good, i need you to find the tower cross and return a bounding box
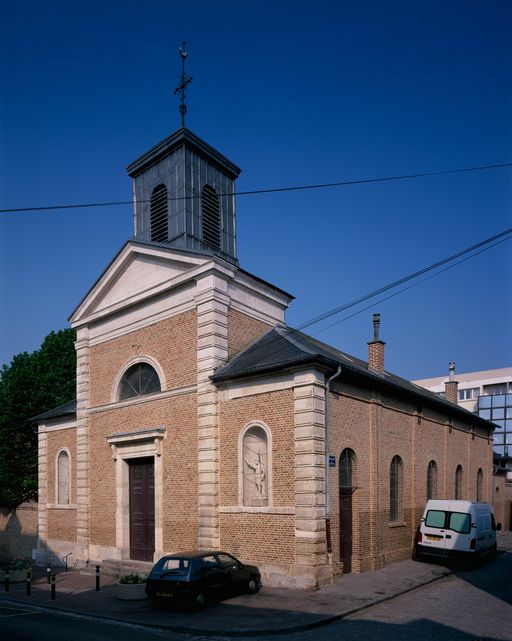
[173,42,193,128]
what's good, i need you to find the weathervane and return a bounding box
[173,42,193,128]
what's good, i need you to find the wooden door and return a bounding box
[339,449,356,574]
[129,458,155,561]
[339,489,353,573]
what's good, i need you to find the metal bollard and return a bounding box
[4,569,9,593]
[26,568,31,596]
[46,563,51,584]
[95,565,100,592]
[50,572,56,600]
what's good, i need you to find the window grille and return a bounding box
[119,363,161,400]
[476,468,483,501]
[390,456,403,522]
[150,184,168,243]
[201,185,221,250]
[455,465,463,500]
[427,460,438,501]
[339,449,356,489]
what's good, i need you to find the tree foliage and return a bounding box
[0,329,76,509]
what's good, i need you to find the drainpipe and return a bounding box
[325,365,342,553]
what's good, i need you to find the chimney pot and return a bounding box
[368,313,385,373]
[445,361,459,403]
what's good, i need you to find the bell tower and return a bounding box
[126,128,240,263]
[126,45,241,264]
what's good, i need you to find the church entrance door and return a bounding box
[129,457,155,561]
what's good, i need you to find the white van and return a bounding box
[416,500,501,560]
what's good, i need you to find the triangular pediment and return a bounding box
[70,241,211,326]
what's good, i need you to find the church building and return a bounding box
[35,125,496,589]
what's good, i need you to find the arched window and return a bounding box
[119,362,161,401]
[427,460,438,501]
[150,184,168,243]
[476,468,483,501]
[390,456,403,522]
[57,450,70,505]
[242,425,269,507]
[455,465,463,500]
[339,449,356,490]
[201,185,221,250]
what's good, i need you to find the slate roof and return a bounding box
[31,327,495,431]
[31,400,77,422]
[211,325,495,429]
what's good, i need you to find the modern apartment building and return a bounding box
[414,367,512,457]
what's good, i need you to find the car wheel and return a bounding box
[194,593,206,610]
[247,578,260,594]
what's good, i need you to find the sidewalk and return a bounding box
[2,532,511,637]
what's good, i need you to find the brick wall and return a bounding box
[89,310,197,406]
[218,389,296,564]
[220,513,295,564]
[328,381,493,574]
[0,503,38,559]
[89,393,198,550]
[227,309,272,359]
[46,429,77,505]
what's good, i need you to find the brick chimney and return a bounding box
[444,361,459,404]
[368,313,385,373]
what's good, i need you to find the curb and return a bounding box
[0,567,453,638]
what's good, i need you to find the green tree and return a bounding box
[0,329,76,508]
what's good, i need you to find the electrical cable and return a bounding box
[1,161,510,214]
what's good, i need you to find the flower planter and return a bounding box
[116,581,147,600]
[6,569,29,583]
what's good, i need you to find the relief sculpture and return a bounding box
[243,427,268,506]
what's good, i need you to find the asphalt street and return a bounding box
[1,551,510,641]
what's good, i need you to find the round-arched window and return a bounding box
[427,460,438,501]
[119,363,161,400]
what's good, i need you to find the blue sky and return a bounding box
[0,0,511,380]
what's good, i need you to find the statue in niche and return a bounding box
[243,427,268,505]
[245,451,266,496]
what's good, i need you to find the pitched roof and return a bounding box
[211,325,495,429]
[31,400,77,422]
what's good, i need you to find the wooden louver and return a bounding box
[201,185,221,250]
[150,184,168,243]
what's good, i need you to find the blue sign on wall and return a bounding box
[329,455,336,467]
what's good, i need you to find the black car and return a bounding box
[145,551,262,609]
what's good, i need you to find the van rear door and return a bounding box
[421,508,448,552]
[443,511,472,553]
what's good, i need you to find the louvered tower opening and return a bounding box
[150,184,168,243]
[201,185,221,250]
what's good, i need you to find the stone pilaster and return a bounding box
[368,390,384,569]
[75,329,91,558]
[37,427,48,550]
[196,275,230,549]
[293,370,329,588]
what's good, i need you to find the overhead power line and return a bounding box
[297,226,512,332]
[1,161,510,214]
[68,227,511,449]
